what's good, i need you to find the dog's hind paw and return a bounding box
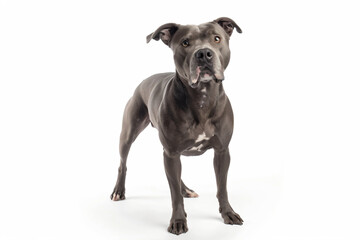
[183,189,199,198]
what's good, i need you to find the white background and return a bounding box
[1,0,359,239]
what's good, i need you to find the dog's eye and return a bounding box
[214,36,221,43]
[181,39,190,47]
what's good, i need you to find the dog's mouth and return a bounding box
[190,66,224,88]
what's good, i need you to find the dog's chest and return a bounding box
[186,120,215,152]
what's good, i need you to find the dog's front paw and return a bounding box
[110,189,125,201]
[167,219,188,235]
[221,210,243,225]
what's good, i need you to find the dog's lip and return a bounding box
[190,66,224,88]
[192,66,216,83]
[214,72,224,82]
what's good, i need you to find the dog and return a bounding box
[111,17,243,235]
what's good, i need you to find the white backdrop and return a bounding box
[1,0,359,239]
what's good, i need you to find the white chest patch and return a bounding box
[189,144,203,151]
[195,132,210,143]
[188,131,212,152]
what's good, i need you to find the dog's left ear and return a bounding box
[214,17,242,36]
[146,23,179,46]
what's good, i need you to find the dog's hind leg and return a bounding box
[181,180,199,198]
[111,94,150,201]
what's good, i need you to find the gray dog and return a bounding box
[111,17,243,235]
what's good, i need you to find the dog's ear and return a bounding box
[146,23,179,46]
[214,17,242,36]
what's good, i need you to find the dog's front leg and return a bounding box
[214,148,244,225]
[163,151,188,235]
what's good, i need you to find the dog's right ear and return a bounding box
[146,23,179,46]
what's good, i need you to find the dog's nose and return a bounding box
[195,48,213,62]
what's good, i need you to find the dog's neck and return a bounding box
[173,72,224,122]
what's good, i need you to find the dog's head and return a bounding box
[147,17,241,88]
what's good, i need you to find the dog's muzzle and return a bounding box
[190,48,224,88]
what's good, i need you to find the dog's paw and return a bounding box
[221,211,243,225]
[110,191,125,201]
[167,219,188,235]
[182,189,199,198]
